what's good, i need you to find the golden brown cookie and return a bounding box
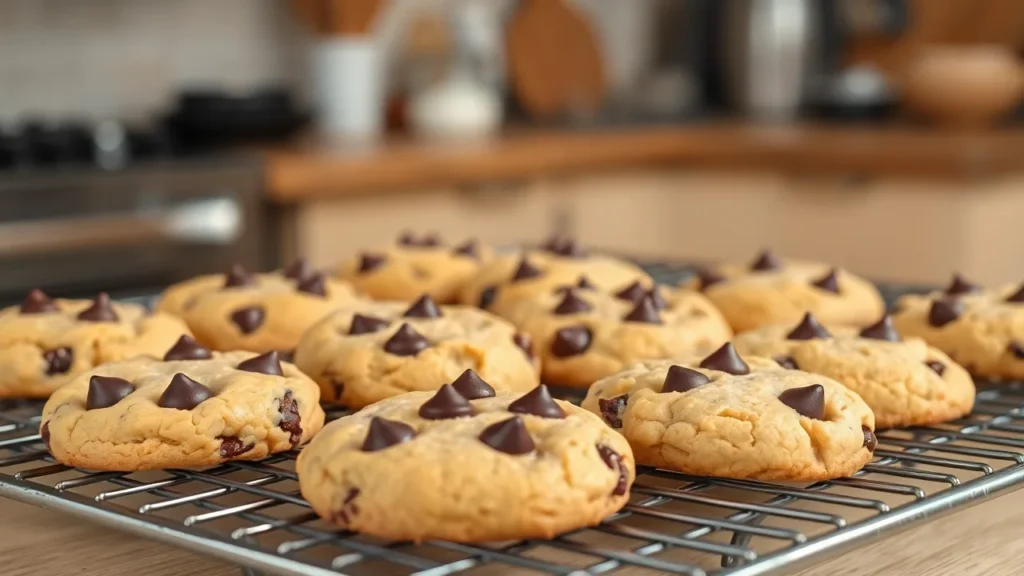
[0,290,189,398]
[297,380,634,542]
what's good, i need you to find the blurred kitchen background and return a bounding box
[1,0,1023,304]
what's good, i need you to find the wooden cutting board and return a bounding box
[506,0,607,119]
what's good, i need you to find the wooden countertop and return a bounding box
[265,123,1024,202]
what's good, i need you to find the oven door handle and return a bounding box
[0,197,243,257]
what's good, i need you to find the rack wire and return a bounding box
[0,268,1022,576]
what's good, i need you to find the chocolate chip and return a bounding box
[278,391,302,446]
[863,426,877,451]
[696,269,726,290]
[218,436,254,459]
[399,231,441,247]
[750,249,782,272]
[479,416,534,455]
[859,314,901,342]
[336,487,361,524]
[509,384,565,419]
[699,343,750,375]
[614,281,646,303]
[778,384,825,420]
[511,257,543,281]
[223,264,255,289]
[774,355,799,370]
[349,314,391,335]
[418,384,475,419]
[550,325,592,357]
[331,379,346,401]
[40,421,50,453]
[544,236,586,258]
[945,273,979,296]
[1009,342,1024,359]
[451,369,496,399]
[554,289,592,315]
[811,268,840,294]
[86,375,134,410]
[598,394,628,428]
[1006,283,1024,303]
[786,312,831,340]
[230,306,265,334]
[648,286,667,310]
[623,295,661,324]
[928,297,963,328]
[596,444,628,496]
[662,365,710,393]
[157,373,213,410]
[383,323,430,356]
[43,347,73,375]
[296,272,327,297]
[163,335,213,361]
[358,253,386,273]
[284,258,313,281]
[925,360,946,376]
[20,289,58,314]
[237,351,284,376]
[77,293,118,322]
[512,333,534,360]
[479,285,498,309]
[577,275,596,290]
[361,417,416,452]
[452,239,479,259]
[403,294,443,318]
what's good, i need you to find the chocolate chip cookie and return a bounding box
[581,343,876,481]
[685,249,884,333]
[733,312,975,428]
[293,295,539,408]
[160,260,361,354]
[41,336,325,471]
[335,233,493,303]
[0,291,190,398]
[501,285,732,388]
[297,379,634,542]
[892,274,1024,381]
[457,238,651,315]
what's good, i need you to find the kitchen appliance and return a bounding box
[0,119,269,305]
[164,88,309,149]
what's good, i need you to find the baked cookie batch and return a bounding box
[4,235,997,543]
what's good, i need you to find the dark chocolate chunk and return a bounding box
[478,416,534,455]
[544,236,585,258]
[403,294,443,318]
[774,355,799,370]
[331,379,346,402]
[223,264,255,288]
[614,281,646,303]
[230,306,265,334]
[451,369,496,399]
[662,365,710,393]
[577,275,596,290]
[43,347,73,375]
[296,272,327,297]
[786,312,831,340]
[361,417,416,452]
[925,360,946,376]
[750,249,782,272]
[596,444,628,496]
[452,239,479,259]
[778,385,825,420]
[218,436,254,459]
[859,314,901,342]
[237,351,284,376]
[945,273,979,296]
[550,325,592,357]
[157,373,214,410]
[278,391,302,446]
[86,375,134,410]
[509,384,565,419]
[699,343,750,375]
[163,335,213,361]
[40,421,50,453]
[1009,342,1024,359]
[358,253,386,273]
[418,384,475,419]
[399,231,441,247]
[349,314,390,335]
[77,293,118,322]
[811,268,840,294]
[598,394,628,428]
[383,323,430,356]
[20,289,58,314]
[696,269,726,291]
[1006,283,1024,304]
[623,295,661,324]
[511,257,543,281]
[863,426,878,452]
[928,297,963,328]
[284,258,313,281]
[478,285,498,309]
[648,286,667,310]
[553,289,592,315]
[512,333,534,360]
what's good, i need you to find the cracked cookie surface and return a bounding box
[581,346,875,481]
[41,341,325,471]
[0,291,189,398]
[297,379,634,542]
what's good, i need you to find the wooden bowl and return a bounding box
[902,45,1024,127]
